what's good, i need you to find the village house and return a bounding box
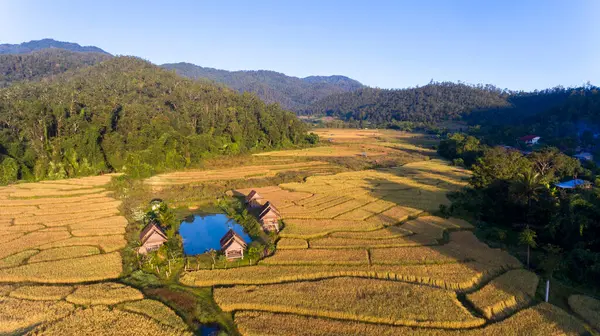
[138,221,168,254]
[258,201,281,232]
[220,228,247,260]
[519,135,541,145]
[574,152,593,162]
[245,190,265,209]
[555,179,592,190]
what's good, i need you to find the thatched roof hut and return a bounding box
[138,221,167,254]
[220,229,247,260]
[258,202,281,232]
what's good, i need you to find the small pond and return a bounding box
[179,214,251,255]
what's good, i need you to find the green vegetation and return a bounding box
[0,49,111,87]
[0,56,312,183]
[161,62,363,112]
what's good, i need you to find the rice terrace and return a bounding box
[0,128,597,335]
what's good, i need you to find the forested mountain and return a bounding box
[0,49,112,87]
[0,38,109,55]
[305,82,511,124]
[0,57,310,183]
[468,86,600,148]
[161,62,364,112]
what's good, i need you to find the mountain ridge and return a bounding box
[0,38,110,55]
[161,62,364,112]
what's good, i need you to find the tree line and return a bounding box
[439,134,600,287]
[0,56,312,183]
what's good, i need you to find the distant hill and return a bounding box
[0,56,309,183]
[161,62,364,112]
[0,48,112,87]
[0,38,109,55]
[306,82,512,124]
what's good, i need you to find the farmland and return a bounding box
[0,175,192,335]
[0,128,595,335]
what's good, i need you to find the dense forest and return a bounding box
[0,49,111,87]
[161,62,364,112]
[0,57,310,183]
[439,135,600,288]
[304,82,512,124]
[0,38,109,55]
[468,86,600,150]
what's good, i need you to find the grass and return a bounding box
[310,237,424,249]
[215,277,482,328]
[66,282,143,305]
[277,238,309,249]
[27,306,193,335]
[467,269,539,320]
[280,218,384,239]
[261,249,368,265]
[0,252,122,283]
[181,262,508,290]
[568,294,600,331]
[38,235,127,252]
[0,297,74,334]
[331,225,413,239]
[234,302,587,336]
[118,299,190,330]
[0,250,39,268]
[28,246,100,263]
[9,285,74,301]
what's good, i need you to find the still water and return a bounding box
[179,214,251,255]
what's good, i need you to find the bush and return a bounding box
[0,157,19,184]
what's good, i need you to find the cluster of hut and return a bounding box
[219,190,282,260]
[138,190,283,261]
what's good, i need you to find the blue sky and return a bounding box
[0,0,598,90]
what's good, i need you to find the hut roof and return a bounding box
[220,229,247,249]
[139,222,167,244]
[259,202,280,218]
[555,179,591,189]
[245,190,263,202]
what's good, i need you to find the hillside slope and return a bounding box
[161,62,363,112]
[305,83,512,124]
[0,38,109,54]
[0,49,112,87]
[0,57,309,183]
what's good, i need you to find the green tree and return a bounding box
[519,226,537,268]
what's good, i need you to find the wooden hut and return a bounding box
[138,221,168,254]
[258,201,281,232]
[245,190,264,208]
[220,229,247,260]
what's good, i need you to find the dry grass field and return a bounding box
[467,269,539,320]
[0,282,191,335]
[215,277,484,328]
[146,161,338,187]
[234,303,587,336]
[0,175,194,334]
[568,294,600,331]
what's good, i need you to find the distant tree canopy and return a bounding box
[304,82,511,124]
[0,57,310,182]
[161,63,364,112]
[0,49,112,87]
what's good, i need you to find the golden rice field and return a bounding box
[568,294,600,331]
[0,175,126,283]
[467,269,539,320]
[118,299,189,331]
[215,277,484,328]
[145,161,338,187]
[234,303,587,336]
[0,283,191,335]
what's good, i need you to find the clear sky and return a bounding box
[0,0,598,91]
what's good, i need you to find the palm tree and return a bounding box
[519,225,537,268]
[510,170,545,207]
